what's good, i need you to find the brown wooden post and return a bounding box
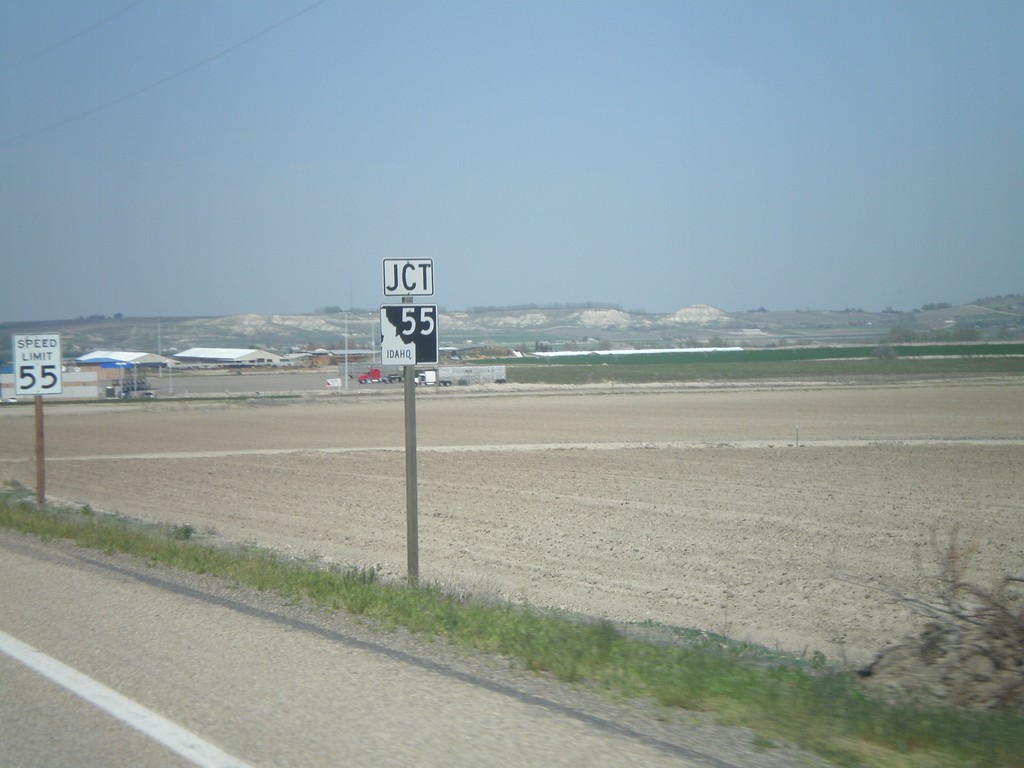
[34,395,45,506]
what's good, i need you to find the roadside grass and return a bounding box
[2,487,1021,768]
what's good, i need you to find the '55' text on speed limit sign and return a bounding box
[379,305,439,365]
[13,333,63,395]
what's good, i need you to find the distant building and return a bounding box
[74,351,176,397]
[303,348,372,367]
[173,348,287,367]
[282,352,314,366]
[75,350,177,368]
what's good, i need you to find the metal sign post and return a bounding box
[381,259,435,585]
[13,333,63,506]
[402,295,419,585]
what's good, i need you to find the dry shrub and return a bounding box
[856,530,1024,710]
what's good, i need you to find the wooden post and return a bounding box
[35,395,45,506]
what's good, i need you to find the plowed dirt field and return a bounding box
[2,379,1021,666]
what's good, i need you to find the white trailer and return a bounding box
[436,365,506,386]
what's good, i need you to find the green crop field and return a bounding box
[486,343,1024,385]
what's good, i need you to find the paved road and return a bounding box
[150,369,401,397]
[0,531,819,768]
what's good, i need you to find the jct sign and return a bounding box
[383,259,433,296]
[13,333,63,396]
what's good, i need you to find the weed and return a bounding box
[852,529,1024,712]
[750,734,777,752]
[169,524,194,540]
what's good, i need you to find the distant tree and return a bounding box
[888,327,921,343]
[949,327,980,342]
[874,342,898,359]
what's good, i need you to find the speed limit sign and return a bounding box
[380,305,439,365]
[13,333,63,396]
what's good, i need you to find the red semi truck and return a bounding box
[357,368,401,384]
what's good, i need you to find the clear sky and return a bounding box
[2,0,1021,322]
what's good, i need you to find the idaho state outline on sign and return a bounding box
[380,305,438,364]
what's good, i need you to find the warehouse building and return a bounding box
[173,348,287,368]
[75,350,177,368]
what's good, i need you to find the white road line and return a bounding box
[0,629,253,768]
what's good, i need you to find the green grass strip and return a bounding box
[2,489,1021,768]
[503,357,1023,385]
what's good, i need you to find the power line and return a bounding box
[0,0,145,73]
[1,0,329,146]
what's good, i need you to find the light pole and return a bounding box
[343,310,349,390]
